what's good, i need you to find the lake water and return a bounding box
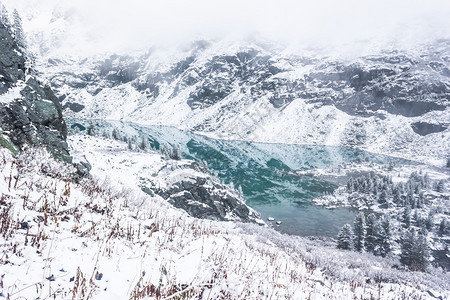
[69,119,410,237]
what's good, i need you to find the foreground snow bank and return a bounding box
[0,142,448,299]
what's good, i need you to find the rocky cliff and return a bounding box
[0,18,24,93]
[150,161,261,223]
[0,19,71,163]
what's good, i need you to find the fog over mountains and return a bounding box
[4,0,450,55]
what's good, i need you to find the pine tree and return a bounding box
[423,174,430,189]
[370,221,383,256]
[378,190,387,204]
[172,144,182,160]
[413,210,421,227]
[378,215,392,257]
[365,213,377,253]
[414,183,420,194]
[0,3,11,31]
[410,197,417,209]
[12,9,26,49]
[112,129,120,140]
[160,144,169,157]
[393,188,402,204]
[403,206,411,228]
[400,229,430,271]
[407,189,415,208]
[373,185,379,196]
[400,228,415,268]
[139,136,149,150]
[417,191,425,208]
[353,212,366,252]
[439,219,448,235]
[346,179,354,193]
[411,233,430,272]
[436,180,445,193]
[337,224,354,250]
[366,180,374,194]
[425,211,434,231]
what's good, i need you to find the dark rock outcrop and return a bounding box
[0,19,71,163]
[148,161,262,224]
[0,20,25,93]
[411,122,448,136]
[160,176,254,222]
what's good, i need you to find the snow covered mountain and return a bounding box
[35,39,450,166]
[4,0,448,166]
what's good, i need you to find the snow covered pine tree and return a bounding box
[12,8,25,49]
[400,228,430,271]
[353,212,366,252]
[0,2,11,31]
[365,213,377,253]
[337,224,354,250]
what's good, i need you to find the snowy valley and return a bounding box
[0,0,450,299]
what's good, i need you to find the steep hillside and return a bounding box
[1,139,448,299]
[0,18,71,163]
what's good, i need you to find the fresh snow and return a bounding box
[0,83,25,104]
[1,137,449,299]
[0,2,449,298]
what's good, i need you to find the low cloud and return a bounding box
[4,0,450,54]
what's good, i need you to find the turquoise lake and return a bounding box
[69,119,411,237]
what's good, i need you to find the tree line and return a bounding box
[337,212,431,272]
[0,4,34,71]
[337,171,448,272]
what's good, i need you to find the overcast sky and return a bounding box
[3,0,450,54]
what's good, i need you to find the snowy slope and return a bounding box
[1,139,449,299]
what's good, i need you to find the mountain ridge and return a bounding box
[34,39,450,166]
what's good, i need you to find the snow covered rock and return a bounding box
[152,160,262,223]
[0,18,25,93]
[0,18,71,163]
